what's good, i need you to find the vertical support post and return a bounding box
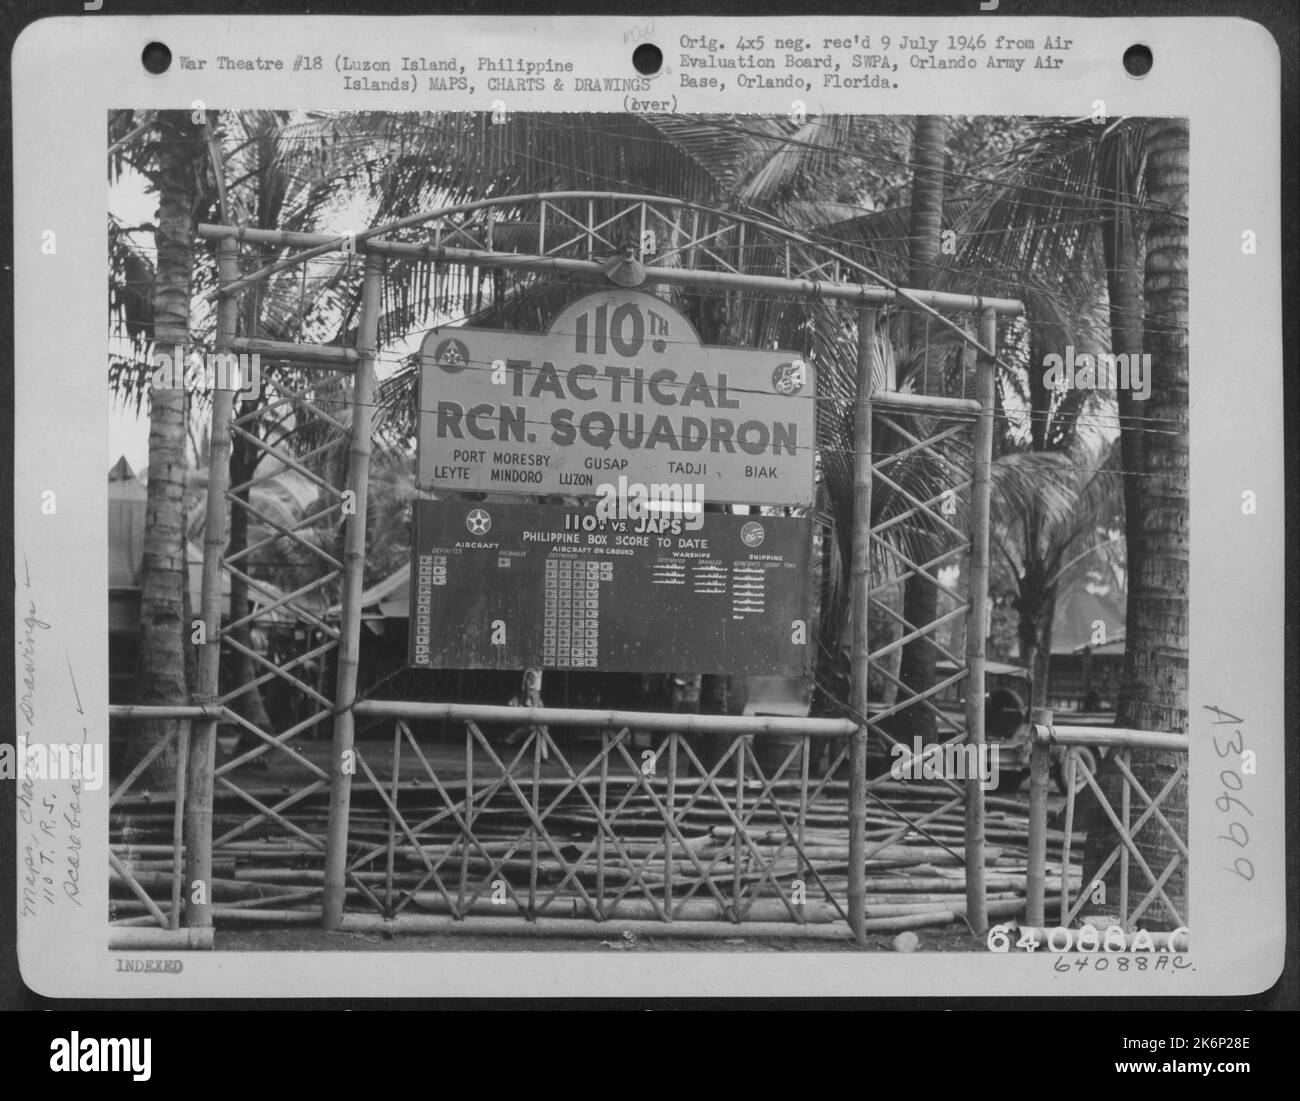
[1025,708,1053,928]
[963,307,997,935]
[847,306,877,946]
[665,731,676,919]
[170,719,190,929]
[461,723,474,915]
[1060,749,1076,927]
[185,237,238,930]
[529,724,542,919]
[597,730,609,917]
[733,736,744,918]
[1119,748,1131,928]
[385,722,401,914]
[321,252,382,929]
[798,733,810,896]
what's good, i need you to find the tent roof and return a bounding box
[108,455,147,501]
[108,483,298,621]
[109,497,146,589]
[327,563,411,620]
[1050,583,1127,654]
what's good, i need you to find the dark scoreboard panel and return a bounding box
[409,500,811,675]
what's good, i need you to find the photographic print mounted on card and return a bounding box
[9,10,1284,998]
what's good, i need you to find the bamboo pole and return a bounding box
[385,722,400,913]
[733,737,744,916]
[169,719,190,929]
[1120,748,1131,927]
[353,699,857,738]
[1025,709,1052,927]
[109,704,226,720]
[413,894,848,924]
[847,306,877,946]
[111,869,311,902]
[108,927,215,950]
[228,336,358,367]
[406,892,1029,921]
[185,237,239,931]
[1039,726,1188,753]
[529,727,542,917]
[461,722,472,912]
[870,391,982,417]
[319,903,1032,941]
[211,908,320,925]
[333,913,857,941]
[963,306,997,936]
[1060,750,1077,927]
[798,734,810,893]
[321,252,383,929]
[664,731,676,918]
[119,858,236,877]
[197,214,1024,316]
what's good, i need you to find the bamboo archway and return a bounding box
[132,192,1023,946]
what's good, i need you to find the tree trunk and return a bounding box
[1017,296,1061,712]
[1016,574,1058,712]
[906,117,947,382]
[1102,161,1148,612]
[1083,118,1189,927]
[128,111,204,788]
[699,671,746,771]
[896,116,948,743]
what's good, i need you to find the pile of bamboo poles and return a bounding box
[110,770,1084,934]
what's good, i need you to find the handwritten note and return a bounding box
[15,569,86,918]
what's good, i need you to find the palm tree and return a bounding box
[981,278,1118,710]
[112,109,414,766]
[110,109,212,785]
[888,117,952,745]
[950,115,1153,606]
[1082,118,1189,924]
[933,115,1189,919]
[990,442,1124,708]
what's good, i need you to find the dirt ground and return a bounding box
[215,923,987,953]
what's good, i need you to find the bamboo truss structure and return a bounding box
[109,193,1028,948]
[1024,723,1189,932]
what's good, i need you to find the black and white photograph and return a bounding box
[6,9,1290,1022]
[100,106,1193,955]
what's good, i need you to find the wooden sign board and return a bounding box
[417,290,815,506]
[409,500,811,674]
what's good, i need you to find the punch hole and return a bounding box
[632,44,663,76]
[1123,44,1152,78]
[142,41,172,75]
